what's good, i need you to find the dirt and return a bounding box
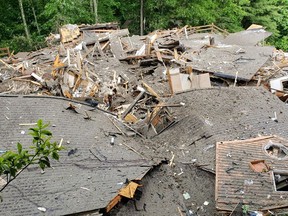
[109,164,215,216]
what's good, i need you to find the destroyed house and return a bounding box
[150,87,288,214]
[0,96,156,215]
[1,22,288,215]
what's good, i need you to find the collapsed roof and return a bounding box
[0,96,157,215]
[1,22,288,215]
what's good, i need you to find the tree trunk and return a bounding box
[18,0,31,40]
[93,0,98,24]
[140,0,144,35]
[29,0,40,35]
[90,0,93,13]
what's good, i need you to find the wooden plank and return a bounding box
[148,102,164,125]
[96,38,106,58]
[106,195,121,212]
[145,34,157,55]
[0,47,10,57]
[109,35,127,59]
[153,44,163,62]
[59,24,80,43]
[79,22,119,31]
[190,73,211,89]
[261,203,288,211]
[146,104,183,108]
[121,91,145,119]
[12,78,42,86]
[84,29,129,45]
[169,68,182,93]
[0,59,14,69]
[142,81,160,99]
[175,25,188,35]
[121,55,146,61]
[124,113,138,123]
[166,68,174,95]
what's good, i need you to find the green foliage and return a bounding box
[0,119,63,194]
[214,0,248,32]
[41,0,93,32]
[0,35,46,53]
[1,0,288,51]
[241,0,281,34]
[242,204,249,214]
[98,0,121,23]
[115,0,140,34]
[274,36,288,50]
[239,0,288,51]
[1,36,32,52]
[120,0,247,34]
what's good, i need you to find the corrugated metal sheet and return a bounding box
[0,96,154,216]
[216,136,288,213]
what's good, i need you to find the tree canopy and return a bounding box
[0,0,288,51]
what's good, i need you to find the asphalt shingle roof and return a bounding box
[0,96,153,216]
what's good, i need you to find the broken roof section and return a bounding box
[0,96,156,216]
[184,45,274,81]
[222,24,272,46]
[216,136,288,214]
[153,87,288,171]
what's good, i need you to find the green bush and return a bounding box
[0,35,46,53]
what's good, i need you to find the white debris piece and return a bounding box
[37,207,46,212]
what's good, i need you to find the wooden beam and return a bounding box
[122,91,145,119]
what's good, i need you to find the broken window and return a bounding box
[273,171,288,191]
[283,81,288,91]
[264,141,288,160]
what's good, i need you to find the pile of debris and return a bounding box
[1,22,288,215]
[1,23,287,138]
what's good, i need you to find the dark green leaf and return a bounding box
[41,130,52,136]
[29,128,39,133]
[42,123,50,129]
[16,162,23,169]
[17,143,22,154]
[52,152,59,160]
[2,164,10,172]
[39,161,45,170]
[39,158,50,168]
[37,119,43,128]
[10,167,17,177]
[33,136,40,141]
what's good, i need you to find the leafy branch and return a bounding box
[0,119,63,197]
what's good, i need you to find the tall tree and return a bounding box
[140,0,144,35]
[18,0,31,40]
[29,0,41,35]
[93,0,98,23]
[90,0,93,13]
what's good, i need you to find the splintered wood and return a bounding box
[0,22,283,140]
